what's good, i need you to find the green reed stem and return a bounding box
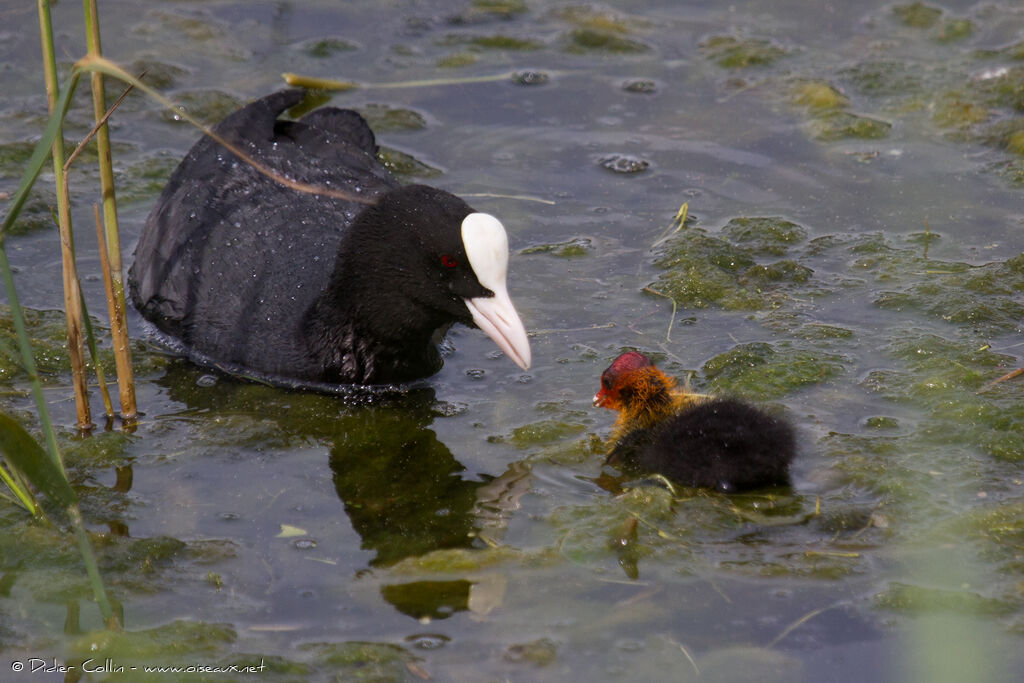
[0,462,39,515]
[69,505,119,628]
[0,28,117,625]
[0,338,38,514]
[0,245,67,482]
[0,239,116,624]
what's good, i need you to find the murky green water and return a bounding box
[1,0,1022,680]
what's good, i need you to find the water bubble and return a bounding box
[614,639,645,652]
[405,633,450,650]
[623,79,657,94]
[512,71,548,86]
[196,374,218,387]
[432,401,468,417]
[599,154,650,174]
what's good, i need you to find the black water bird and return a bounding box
[130,90,531,386]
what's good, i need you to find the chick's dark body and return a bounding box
[608,397,796,492]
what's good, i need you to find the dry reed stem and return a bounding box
[283,70,514,91]
[767,603,841,649]
[38,0,90,429]
[976,368,1023,394]
[63,74,137,174]
[86,59,557,213]
[462,192,556,205]
[85,0,136,421]
[91,204,115,417]
[58,175,91,429]
[81,56,377,205]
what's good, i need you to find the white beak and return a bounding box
[465,289,531,370]
[462,213,532,371]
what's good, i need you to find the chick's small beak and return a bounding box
[593,389,609,408]
[465,288,531,371]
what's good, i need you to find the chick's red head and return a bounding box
[593,351,655,411]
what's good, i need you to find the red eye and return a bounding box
[441,255,458,268]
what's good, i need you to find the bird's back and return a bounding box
[610,397,795,491]
[129,90,399,380]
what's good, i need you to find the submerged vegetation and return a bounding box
[700,35,790,69]
[650,216,813,310]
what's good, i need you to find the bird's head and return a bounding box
[593,351,674,415]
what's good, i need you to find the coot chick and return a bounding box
[593,351,795,492]
[129,89,530,386]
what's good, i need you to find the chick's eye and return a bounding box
[441,255,459,269]
[602,377,612,390]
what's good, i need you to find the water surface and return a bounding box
[1,1,1022,681]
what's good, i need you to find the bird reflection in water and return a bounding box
[153,362,530,622]
[330,395,530,621]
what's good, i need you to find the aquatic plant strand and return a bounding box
[86,204,116,418]
[283,71,515,91]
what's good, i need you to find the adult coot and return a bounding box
[130,90,531,386]
[593,351,795,492]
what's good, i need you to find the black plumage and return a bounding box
[129,90,529,386]
[594,352,796,492]
[606,397,796,492]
